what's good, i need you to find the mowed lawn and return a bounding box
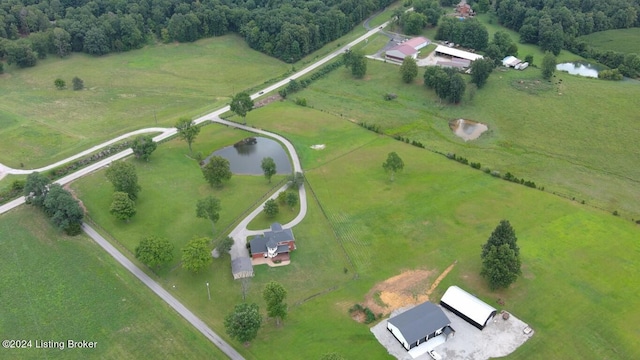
[0,35,289,169]
[71,124,286,274]
[578,28,640,54]
[290,57,640,218]
[0,207,227,359]
[247,102,640,359]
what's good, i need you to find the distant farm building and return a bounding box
[502,56,529,70]
[231,257,254,280]
[385,37,431,62]
[387,301,455,351]
[435,45,483,63]
[440,286,497,330]
[249,223,296,265]
[456,3,475,17]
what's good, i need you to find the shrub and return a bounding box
[72,76,84,90]
[491,170,501,177]
[295,97,307,106]
[54,78,66,90]
[383,93,397,100]
[612,210,619,216]
[470,162,482,169]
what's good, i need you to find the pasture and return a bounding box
[578,28,640,54]
[0,35,289,169]
[0,207,227,359]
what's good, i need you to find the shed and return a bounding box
[434,45,483,62]
[387,302,454,351]
[440,286,497,330]
[502,55,522,67]
[231,257,254,280]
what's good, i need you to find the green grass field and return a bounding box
[578,28,640,54]
[286,56,640,219]
[0,207,227,359]
[0,35,289,169]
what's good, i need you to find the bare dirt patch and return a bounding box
[362,262,457,318]
[253,94,282,108]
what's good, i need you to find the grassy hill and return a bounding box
[578,28,640,54]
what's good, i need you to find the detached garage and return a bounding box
[440,286,497,330]
[387,301,454,351]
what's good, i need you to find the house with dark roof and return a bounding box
[387,301,455,351]
[249,223,296,265]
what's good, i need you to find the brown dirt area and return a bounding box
[253,94,282,108]
[361,262,457,319]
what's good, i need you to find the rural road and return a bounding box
[82,223,245,360]
[0,17,390,359]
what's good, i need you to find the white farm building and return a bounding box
[440,286,497,330]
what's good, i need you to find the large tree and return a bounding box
[135,235,174,268]
[480,220,521,290]
[541,51,557,80]
[202,156,232,187]
[175,117,200,154]
[261,157,276,183]
[24,172,51,208]
[263,199,279,218]
[105,161,141,201]
[224,303,262,345]
[181,237,212,273]
[217,236,235,256]
[382,152,404,181]
[131,135,157,161]
[230,91,254,124]
[343,50,367,79]
[110,191,137,221]
[263,281,288,326]
[42,184,84,235]
[285,191,298,210]
[400,57,418,84]
[196,196,221,235]
[470,58,494,89]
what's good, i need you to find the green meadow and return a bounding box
[0,35,289,169]
[0,207,226,359]
[578,28,640,54]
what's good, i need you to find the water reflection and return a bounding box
[205,137,292,175]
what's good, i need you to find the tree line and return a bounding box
[0,0,395,68]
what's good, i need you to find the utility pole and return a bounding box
[206,282,211,300]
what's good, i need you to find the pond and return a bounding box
[449,119,488,141]
[556,62,600,78]
[205,137,292,175]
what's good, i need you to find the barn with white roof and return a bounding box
[440,286,497,330]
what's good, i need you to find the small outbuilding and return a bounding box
[387,301,455,351]
[231,257,254,280]
[440,286,497,330]
[502,55,522,68]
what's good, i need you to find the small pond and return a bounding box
[556,62,600,78]
[449,119,488,141]
[205,137,292,175]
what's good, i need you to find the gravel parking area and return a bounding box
[372,305,534,360]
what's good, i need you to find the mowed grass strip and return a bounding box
[0,35,289,168]
[71,124,286,273]
[0,207,227,359]
[578,28,640,54]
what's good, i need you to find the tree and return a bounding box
[480,220,521,290]
[541,51,557,80]
[263,281,287,326]
[72,76,84,90]
[52,28,71,57]
[230,91,254,124]
[524,54,534,65]
[202,156,232,187]
[135,235,174,268]
[175,117,200,154]
[224,303,262,345]
[285,191,298,210]
[105,161,141,201]
[402,12,427,35]
[343,50,367,79]
[263,199,279,217]
[84,27,110,55]
[447,73,466,104]
[382,152,404,181]
[481,243,521,290]
[481,220,520,258]
[400,57,418,83]
[131,135,157,161]
[42,184,84,235]
[261,157,276,183]
[110,191,137,221]
[217,236,234,256]
[196,196,221,235]
[287,172,304,189]
[54,78,66,89]
[24,172,51,208]
[470,58,494,89]
[6,40,37,68]
[182,237,212,273]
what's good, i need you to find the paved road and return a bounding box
[82,223,244,360]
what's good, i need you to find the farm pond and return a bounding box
[205,137,292,175]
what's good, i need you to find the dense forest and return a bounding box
[0,0,394,68]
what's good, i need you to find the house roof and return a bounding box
[440,286,496,327]
[249,223,295,255]
[404,37,429,49]
[389,44,418,56]
[435,45,483,61]
[388,302,451,346]
[231,257,253,275]
[502,55,521,66]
